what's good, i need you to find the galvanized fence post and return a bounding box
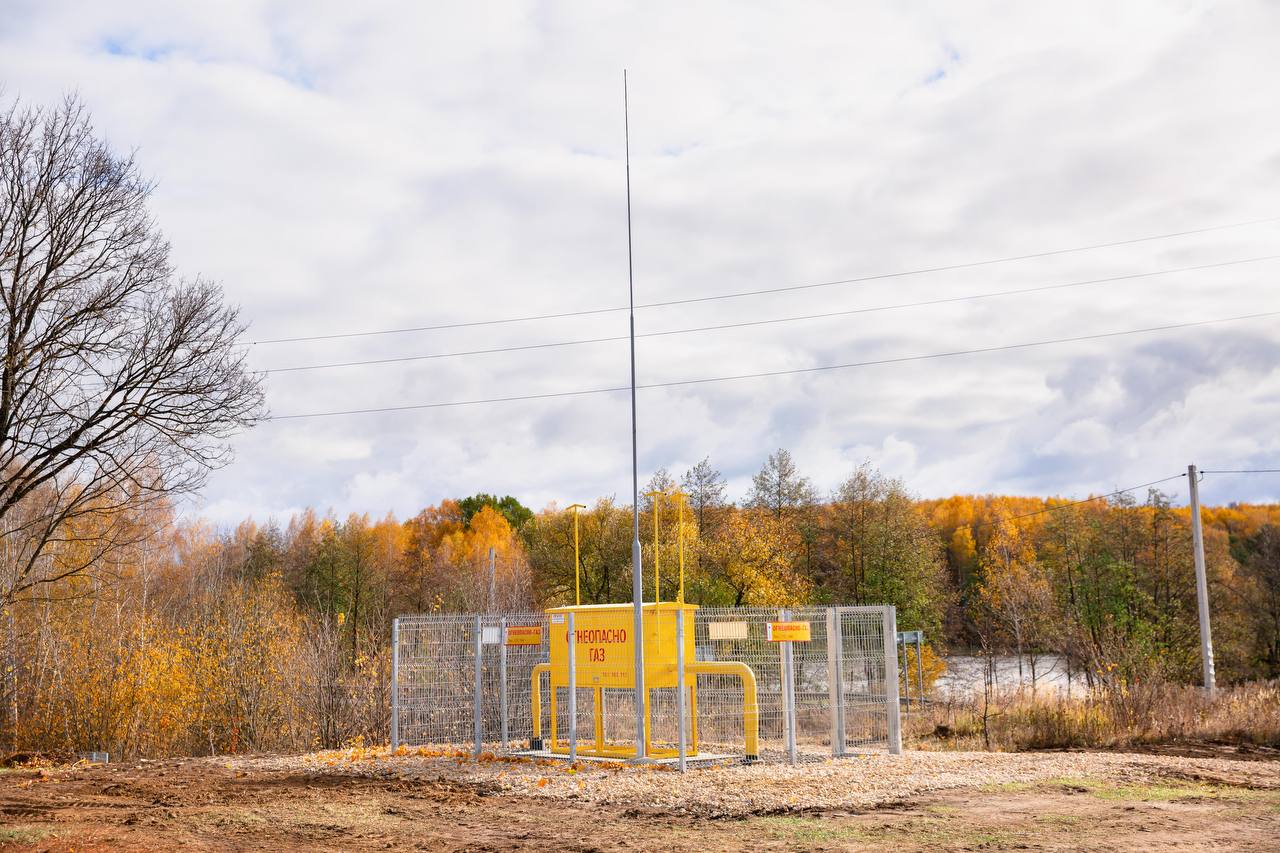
[390,617,400,752]
[826,608,845,757]
[780,608,797,766]
[567,612,577,762]
[499,616,509,750]
[473,615,483,759]
[776,608,787,757]
[883,606,902,755]
[676,608,687,773]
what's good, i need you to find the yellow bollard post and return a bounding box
[644,490,666,602]
[672,490,687,604]
[567,503,586,606]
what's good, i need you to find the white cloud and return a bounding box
[4,0,1280,522]
[1038,419,1113,457]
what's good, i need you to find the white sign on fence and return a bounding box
[708,621,749,641]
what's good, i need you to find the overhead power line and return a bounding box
[984,474,1188,528]
[980,468,1280,529]
[266,308,1280,420]
[261,254,1280,375]
[245,215,1280,346]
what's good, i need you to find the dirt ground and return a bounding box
[2,745,1278,851]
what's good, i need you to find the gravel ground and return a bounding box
[224,746,1280,818]
[7,747,1276,850]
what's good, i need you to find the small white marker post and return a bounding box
[900,634,910,717]
[915,634,925,705]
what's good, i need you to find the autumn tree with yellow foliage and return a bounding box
[972,511,1054,689]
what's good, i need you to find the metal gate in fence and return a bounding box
[391,605,902,766]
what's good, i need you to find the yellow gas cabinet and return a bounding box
[530,601,758,761]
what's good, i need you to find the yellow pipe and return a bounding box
[687,661,759,760]
[594,686,604,753]
[535,640,759,762]
[531,663,551,747]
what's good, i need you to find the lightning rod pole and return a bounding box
[624,70,648,759]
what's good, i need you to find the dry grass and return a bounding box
[0,825,55,844]
[909,680,1280,752]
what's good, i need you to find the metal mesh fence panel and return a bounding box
[392,605,898,763]
[483,613,551,750]
[692,607,785,756]
[789,606,836,759]
[394,615,476,748]
[394,612,550,751]
[836,606,898,752]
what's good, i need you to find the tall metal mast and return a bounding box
[624,70,647,758]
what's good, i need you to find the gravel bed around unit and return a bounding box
[217,748,1280,818]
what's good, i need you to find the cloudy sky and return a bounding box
[3,1,1279,522]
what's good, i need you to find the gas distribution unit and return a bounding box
[529,601,759,761]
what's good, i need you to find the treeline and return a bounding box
[2,500,531,758]
[4,451,1279,760]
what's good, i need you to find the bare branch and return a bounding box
[0,95,265,605]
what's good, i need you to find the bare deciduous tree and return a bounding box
[0,96,264,605]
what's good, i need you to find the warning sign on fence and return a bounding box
[766,621,811,643]
[504,625,543,646]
